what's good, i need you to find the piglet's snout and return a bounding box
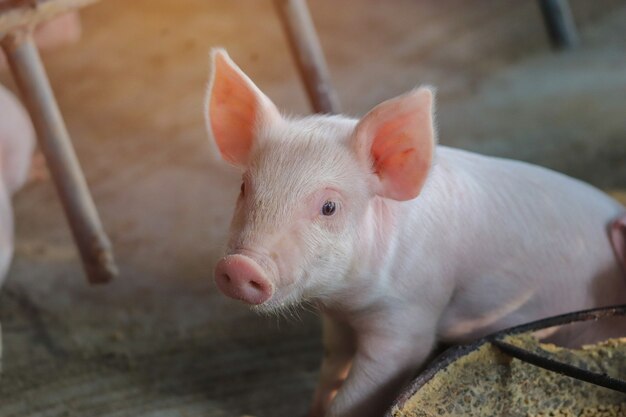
[214,254,273,305]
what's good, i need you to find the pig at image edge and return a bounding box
[205,49,626,417]
[0,84,35,285]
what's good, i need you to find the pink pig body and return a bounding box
[205,50,626,417]
[0,84,35,284]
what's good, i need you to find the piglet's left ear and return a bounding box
[352,87,435,201]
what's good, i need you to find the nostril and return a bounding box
[222,273,231,283]
[249,280,262,290]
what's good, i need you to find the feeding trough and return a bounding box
[388,305,626,417]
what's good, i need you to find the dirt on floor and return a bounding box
[1,1,626,416]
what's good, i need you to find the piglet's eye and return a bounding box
[240,182,245,195]
[321,201,336,216]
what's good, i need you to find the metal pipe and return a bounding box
[2,30,117,284]
[538,0,579,49]
[273,0,341,114]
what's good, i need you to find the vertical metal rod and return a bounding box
[273,0,341,114]
[2,30,117,284]
[538,0,579,49]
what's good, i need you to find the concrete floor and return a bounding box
[1,0,626,416]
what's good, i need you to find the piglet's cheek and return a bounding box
[270,225,308,287]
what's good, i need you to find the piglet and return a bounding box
[0,84,35,284]
[205,49,626,417]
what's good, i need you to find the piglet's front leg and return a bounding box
[326,328,436,417]
[308,314,356,417]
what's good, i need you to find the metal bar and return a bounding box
[494,304,626,338]
[492,338,626,394]
[537,0,579,49]
[273,0,340,114]
[1,30,117,284]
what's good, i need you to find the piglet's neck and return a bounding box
[360,196,399,264]
[330,155,463,315]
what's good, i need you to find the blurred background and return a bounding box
[1,0,625,416]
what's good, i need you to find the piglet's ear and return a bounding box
[206,49,280,168]
[352,87,435,201]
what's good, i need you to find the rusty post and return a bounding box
[1,30,117,284]
[273,0,340,114]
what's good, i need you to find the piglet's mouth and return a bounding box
[214,254,275,305]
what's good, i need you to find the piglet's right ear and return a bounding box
[353,87,435,201]
[205,49,280,168]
